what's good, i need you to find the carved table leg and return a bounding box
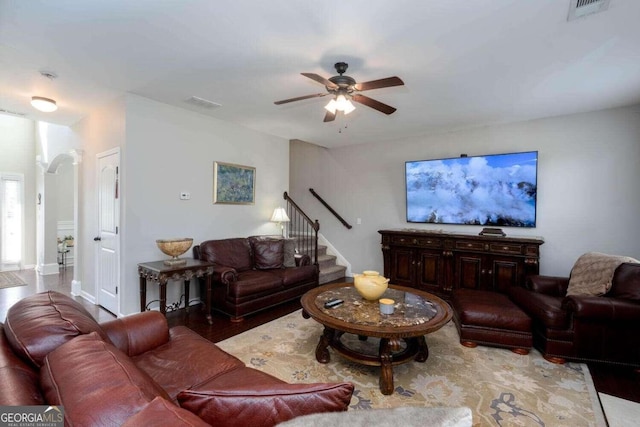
[204,275,213,325]
[139,276,147,312]
[415,336,429,363]
[159,279,167,316]
[316,327,333,363]
[379,338,394,395]
[184,279,190,313]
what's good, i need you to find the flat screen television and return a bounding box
[405,151,538,227]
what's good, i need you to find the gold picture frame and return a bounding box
[213,161,256,204]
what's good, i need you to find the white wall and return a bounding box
[290,106,640,277]
[0,114,37,267]
[120,95,289,315]
[72,97,126,298]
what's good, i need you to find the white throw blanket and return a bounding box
[566,252,639,296]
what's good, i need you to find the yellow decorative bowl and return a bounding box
[353,270,390,300]
[156,238,193,266]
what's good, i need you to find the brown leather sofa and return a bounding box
[194,236,319,321]
[0,291,353,426]
[508,262,640,367]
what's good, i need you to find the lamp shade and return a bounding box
[31,96,58,112]
[270,207,290,223]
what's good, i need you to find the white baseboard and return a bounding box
[71,279,82,296]
[38,263,61,276]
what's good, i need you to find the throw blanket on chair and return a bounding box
[566,252,640,296]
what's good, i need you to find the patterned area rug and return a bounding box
[217,310,605,427]
[0,271,26,289]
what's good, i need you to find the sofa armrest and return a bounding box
[562,296,640,322]
[211,265,237,284]
[526,275,569,296]
[295,253,311,267]
[100,311,170,357]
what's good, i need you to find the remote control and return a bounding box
[324,298,344,309]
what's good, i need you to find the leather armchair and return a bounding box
[509,262,640,366]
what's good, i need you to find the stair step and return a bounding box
[319,265,347,285]
[317,253,337,269]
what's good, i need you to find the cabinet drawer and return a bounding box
[455,241,486,251]
[391,235,442,248]
[489,243,523,255]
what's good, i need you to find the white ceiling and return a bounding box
[1,0,639,148]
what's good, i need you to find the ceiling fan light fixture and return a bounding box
[31,96,58,112]
[324,98,338,114]
[325,94,355,115]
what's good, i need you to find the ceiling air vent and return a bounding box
[0,108,26,116]
[567,0,611,21]
[184,96,222,110]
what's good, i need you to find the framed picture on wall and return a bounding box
[213,161,256,204]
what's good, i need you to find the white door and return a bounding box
[96,149,120,314]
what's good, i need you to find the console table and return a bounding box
[138,258,215,324]
[379,229,544,299]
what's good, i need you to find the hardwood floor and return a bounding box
[2,268,639,405]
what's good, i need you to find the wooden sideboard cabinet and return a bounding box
[379,229,543,299]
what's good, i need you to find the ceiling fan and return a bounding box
[274,62,404,122]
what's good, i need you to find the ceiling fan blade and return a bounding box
[323,110,336,122]
[354,76,404,91]
[352,94,397,115]
[274,93,328,105]
[301,73,339,90]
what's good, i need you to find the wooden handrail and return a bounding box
[309,188,352,229]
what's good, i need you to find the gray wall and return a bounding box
[290,106,640,277]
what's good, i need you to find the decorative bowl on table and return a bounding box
[156,238,193,266]
[353,270,390,301]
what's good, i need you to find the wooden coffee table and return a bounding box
[301,282,452,395]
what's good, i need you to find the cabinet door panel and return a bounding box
[490,258,520,292]
[456,255,483,290]
[417,251,441,292]
[390,248,415,287]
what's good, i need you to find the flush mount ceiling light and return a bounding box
[31,96,58,112]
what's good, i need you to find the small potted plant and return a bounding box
[64,235,74,247]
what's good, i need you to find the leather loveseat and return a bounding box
[508,261,640,367]
[0,291,353,426]
[194,236,319,321]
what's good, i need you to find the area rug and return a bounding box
[0,271,26,289]
[217,310,606,427]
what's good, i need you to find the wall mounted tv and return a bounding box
[405,151,538,227]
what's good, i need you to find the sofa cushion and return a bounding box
[508,287,570,329]
[607,263,640,301]
[199,238,253,272]
[267,265,318,288]
[122,396,210,427]
[0,324,44,406]
[40,332,170,426]
[4,290,110,367]
[178,370,353,427]
[283,238,296,268]
[229,270,283,298]
[252,239,284,269]
[133,326,246,401]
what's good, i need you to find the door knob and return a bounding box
[93,236,101,241]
